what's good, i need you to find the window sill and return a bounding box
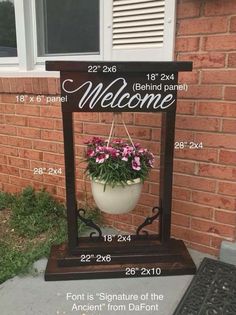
[0,65,59,77]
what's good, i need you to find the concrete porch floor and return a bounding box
[0,228,215,315]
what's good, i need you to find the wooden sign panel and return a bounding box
[46,61,192,113]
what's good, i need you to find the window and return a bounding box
[36,0,100,56]
[0,0,176,75]
[0,0,17,57]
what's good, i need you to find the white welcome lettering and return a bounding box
[62,77,176,111]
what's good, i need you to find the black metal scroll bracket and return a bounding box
[136,206,161,236]
[77,208,102,238]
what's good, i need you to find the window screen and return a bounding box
[36,0,100,56]
[0,0,17,57]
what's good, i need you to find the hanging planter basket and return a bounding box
[91,178,143,214]
[84,113,154,215]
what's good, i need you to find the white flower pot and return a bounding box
[91,178,143,214]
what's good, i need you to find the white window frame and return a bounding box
[0,0,176,77]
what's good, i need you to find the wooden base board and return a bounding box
[45,238,196,281]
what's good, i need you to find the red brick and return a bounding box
[178,17,228,35]
[225,87,236,101]
[178,71,199,84]
[1,146,18,157]
[176,101,195,115]
[176,116,220,131]
[74,112,99,122]
[28,117,54,129]
[31,78,41,94]
[40,106,61,118]
[0,173,9,184]
[116,125,151,140]
[73,122,83,134]
[5,115,28,126]
[215,210,236,226]
[2,78,11,92]
[0,154,7,164]
[151,128,161,141]
[195,133,236,149]
[192,191,235,211]
[47,78,58,94]
[149,183,160,195]
[177,1,201,18]
[23,78,33,93]
[139,193,158,207]
[112,213,133,225]
[9,176,32,188]
[172,225,211,246]
[3,183,20,194]
[204,35,236,51]
[57,186,66,198]
[175,130,195,142]
[43,153,64,165]
[191,218,235,238]
[1,104,15,114]
[7,136,32,149]
[172,213,190,227]
[173,187,191,201]
[17,127,40,139]
[1,94,17,103]
[0,125,17,135]
[174,174,216,192]
[175,147,218,163]
[219,150,236,166]
[204,1,236,16]
[41,130,63,142]
[222,119,236,133]
[173,200,213,219]
[178,85,223,100]
[18,149,43,161]
[228,53,236,67]
[196,102,236,117]
[202,70,236,84]
[16,104,40,116]
[177,53,225,68]
[218,181,236,196]
[33,140,58,153]
[230,16,236,32]
[0,165,20,176]
[175,37,200,52]
[8,157,30,169]
[43,174,64,186]
[174,160,196,174]
[99,112,133,124]
[199,163,236,181]
[83,123,110,137]
[134,113,161,127]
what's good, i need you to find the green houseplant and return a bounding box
[85,137,154,214]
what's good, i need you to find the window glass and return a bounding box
[0,0,17,57]
[36,0,100,56]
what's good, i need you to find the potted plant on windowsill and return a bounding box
[84,137,154,214]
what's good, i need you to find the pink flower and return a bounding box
[132,156,141,171]
[87,148,95,157]
[96,153,109,164]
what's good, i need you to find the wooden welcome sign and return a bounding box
[44,61,196,281]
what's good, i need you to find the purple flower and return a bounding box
[132,156,141,171]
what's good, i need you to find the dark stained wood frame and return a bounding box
[44,61,196,280]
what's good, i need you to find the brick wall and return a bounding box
[0,0,236,255]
